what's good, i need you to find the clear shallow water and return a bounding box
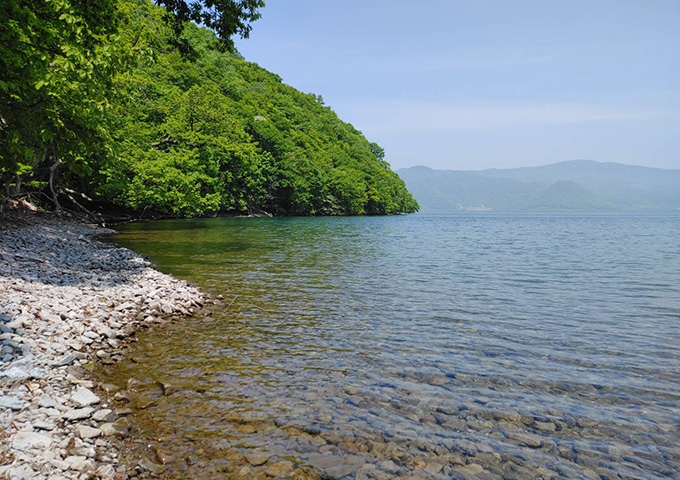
[103,215,680,479]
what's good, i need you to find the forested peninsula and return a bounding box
[1,0,419,218]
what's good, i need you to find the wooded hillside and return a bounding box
[0,0,419,217]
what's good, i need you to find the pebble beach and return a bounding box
[0,217,208,479]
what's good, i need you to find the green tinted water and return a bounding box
[101,215,680,479]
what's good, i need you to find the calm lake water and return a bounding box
[103,214,680,479]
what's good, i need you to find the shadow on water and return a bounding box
[98,214,680,479]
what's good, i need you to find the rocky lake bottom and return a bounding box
[96,215,680,480]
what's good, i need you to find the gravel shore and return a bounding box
[0,218,209,479]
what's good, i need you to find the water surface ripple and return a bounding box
[103,215,680,479]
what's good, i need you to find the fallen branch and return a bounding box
[65,192,106,227]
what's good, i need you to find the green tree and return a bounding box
[0,0,123,212]
[155,0,264,51]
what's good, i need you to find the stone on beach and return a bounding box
[37,396,58,408]
[3,464,35,480]
[52,353,77,366]
[92,408,117,422]
[0,218,208,479]
[0,396,25,411]
[70,387,100,407]
[63,407,94,421]
[77,425,102,439]
[97,464,116,479]
[1,358,43,380]
[11,431,53,451]
[64,455,96,472]
[33,419,57,431]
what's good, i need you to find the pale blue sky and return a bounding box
[234,1,680,170]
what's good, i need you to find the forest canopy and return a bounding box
[154,0,265,51]
[0,0,419,217]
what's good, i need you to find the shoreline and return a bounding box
[0,216,210,479]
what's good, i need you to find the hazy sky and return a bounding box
[235,1,680,171]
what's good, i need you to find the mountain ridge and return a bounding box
[397,160,680,213]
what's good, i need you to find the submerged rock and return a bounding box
[157,381,178,396]
[92,408,117,422]
[505,431,544,448]
[138,457,165,474]
[245,453,270,466]
[100,418,129,437]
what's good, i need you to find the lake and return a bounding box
[101,214,680,479]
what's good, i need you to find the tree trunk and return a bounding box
[0,176,11,213]
[14,174,22,196]
[49,155,61,215]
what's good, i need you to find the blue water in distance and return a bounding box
[106,214,680,479]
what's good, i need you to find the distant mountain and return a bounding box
[397,160,680,213]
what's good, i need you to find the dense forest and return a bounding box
[0,0,418,217]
